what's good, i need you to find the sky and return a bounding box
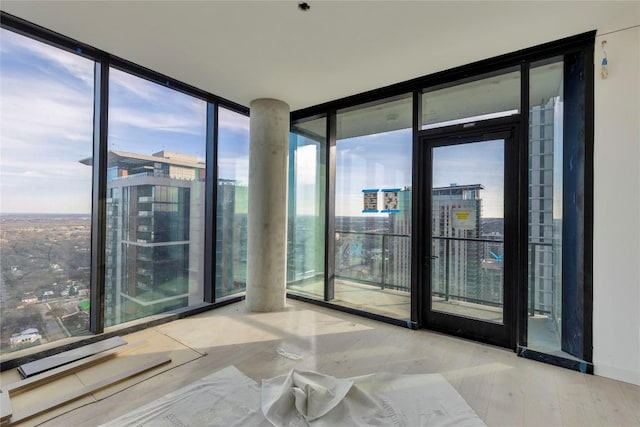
[432,139,504,218]
[0,29,249,214]
[333,131,507,218]
[1,28,528,219]
[1,29,94,213]
[336,129,413,217]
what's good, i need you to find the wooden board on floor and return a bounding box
[17,337,127,379]
[0,328,203,427]
[84,329,203,401]
[9,357,171,425]
[8,341,146,397]
[1,389,12,424]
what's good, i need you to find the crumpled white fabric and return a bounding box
[261,369,486,427]
[262,370,353,424]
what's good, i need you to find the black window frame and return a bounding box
[0,12,250,370]
[291,31,595,372]
[0,11,594,374]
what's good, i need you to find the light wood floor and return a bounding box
[19,299,640,426]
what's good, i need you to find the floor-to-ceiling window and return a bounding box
[288,35,593,371]
[333,94,413,320]
[1,12,592,374]
[287,118,326,299]
[104,68,207,326]
[0,15,253,363]
[527,57,564,354]
[215,107,250,299]
[0,29,94,353]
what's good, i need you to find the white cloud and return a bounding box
[3,29,94,87]
[0,74,94,147]
[109,106,205,134]
[219,107,250,132]
[108,68,208,137]
[1,36,94,213]
[110,68,207,117]
[109,68,162,102]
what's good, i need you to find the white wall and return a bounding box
[593,24,640,385]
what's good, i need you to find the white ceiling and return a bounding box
[1,1,638,112]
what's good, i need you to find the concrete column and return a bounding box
[246,98,290,312]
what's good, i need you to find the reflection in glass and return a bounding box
[422,69,520,129]
[103,68,206,326]
[216,107,249,299]
[431,140,505,323]
[0,29,94,352]
[527,58,564,353]
[334,95,412,319]
[287,118,326,299]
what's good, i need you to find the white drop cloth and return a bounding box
[262,369,486,427]
[100,366,269,427]
[101,366,486,427]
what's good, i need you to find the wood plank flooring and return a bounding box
[5,299,637,426]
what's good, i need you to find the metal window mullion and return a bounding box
[410,90,421,325]
[518,61,530,347]
[204,102,217,303]
[89,60,109,333]
[324,111,336,301]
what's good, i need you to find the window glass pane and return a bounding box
[287,118,326,299]
[105,68,206,326]
[0,29,94,352]
[431,141,505,324]
[216,107,249,299]
[335,94,412,319]
[527,57,563,352]
[421,69,520,129]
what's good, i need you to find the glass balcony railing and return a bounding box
[528,241,555,316]
[297,230,556,324]
[334,230,411,292]
[431,236,504,309]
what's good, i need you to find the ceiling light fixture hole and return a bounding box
[298,2,311,12]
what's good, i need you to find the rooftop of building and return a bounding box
[433,183,484,192]
[79,150,205,169]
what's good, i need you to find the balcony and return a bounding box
[288,231,412,319]
[288,231,559,344]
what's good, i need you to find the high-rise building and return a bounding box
[82,151,205,326]
[215,179,248,298]
[389,188,412,291]
[529,97,562,323]
[431,184,483,302]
